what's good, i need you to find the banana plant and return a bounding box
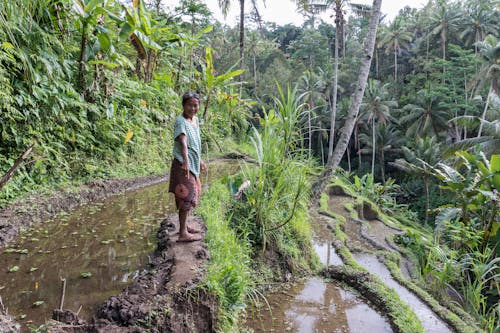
[108,0,162,81]
[72,0,110,91]
[201,47,243,120]
[432,152,500,252]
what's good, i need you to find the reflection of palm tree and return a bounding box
[399,86,449,138]
[377,17,412,81]
[360,80,397,176]
[390,136,443,224]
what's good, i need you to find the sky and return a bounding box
[162,0,428,25]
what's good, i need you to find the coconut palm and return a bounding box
[312,0,383,201]
[425,0,461,76]
[459,0,499,53]
[298,70,327,151]
[468,35,500,137]
[218,0,265,79]
[391,136,443,224]
[360,79,397,176]
[377,17,413,81]
[359,124,403,183]
[399,86,450,138]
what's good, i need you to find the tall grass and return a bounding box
[231,85,316,271]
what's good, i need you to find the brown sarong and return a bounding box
[169,159,201,211]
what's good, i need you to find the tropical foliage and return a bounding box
[1,0,499,330]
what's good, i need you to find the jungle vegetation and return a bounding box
[0,0,499,331]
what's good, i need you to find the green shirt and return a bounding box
[172,115,201,177]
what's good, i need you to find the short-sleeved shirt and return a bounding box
[172,115,201,177]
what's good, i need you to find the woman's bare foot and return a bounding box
[175,226,201,235]
[177,232,202,242]
[187,226,201,233]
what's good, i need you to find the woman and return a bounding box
[168,91,207,242]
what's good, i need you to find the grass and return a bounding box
[197,181,255,331]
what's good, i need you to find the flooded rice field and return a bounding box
[246,202,393,333]
[353,253,452,333]
[0,159,239,329]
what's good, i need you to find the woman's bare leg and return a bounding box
[178,209,201,242]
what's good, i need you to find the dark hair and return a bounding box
[182,91,200,105]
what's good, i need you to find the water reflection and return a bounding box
[247,277,392,333]
[353,253,452,333]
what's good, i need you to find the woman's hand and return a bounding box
[182,161,190,179]
[201,160,208,174]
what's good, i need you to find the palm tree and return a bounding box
[448,116,500,157]
[218,0,264,79]
[425,0,460,77]
[299,70,327,151]
[360,79,397,176]
[460,0,499,53]
[359,124,403,183]
[468,35,500,137]
[390,136,443,224]
[377,17,413,81]
[399,86,449,138]
[296,0,348,165]
[311,0,382,202]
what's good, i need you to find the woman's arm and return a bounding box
[178,133,190,179]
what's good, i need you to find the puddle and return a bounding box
[247,277,392,333]
[0,159,239,328]
[310,212,343,266]
[353,253,452,333]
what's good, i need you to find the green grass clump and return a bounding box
[198,181,254,331]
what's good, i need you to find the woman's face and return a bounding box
[182,98,199,119]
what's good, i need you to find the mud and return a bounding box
[45,214,217,332]
[0,299,20,333]
[0,174,168,249]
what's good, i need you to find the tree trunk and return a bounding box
[380,148,385,184]
[477,84,493,137]
[78,21,88,92]
[394,46,397,81]
[238,0,245,83]
[327,17,340,164]
[0,144,34,191]
[371,119,376,175]
[424,176,429,225]
[311,0,382,203]
[441,22,446,81]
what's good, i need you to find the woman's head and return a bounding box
[182,91,200,106]
[181,91,200,119]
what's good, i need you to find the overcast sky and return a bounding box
[163,0,428,25]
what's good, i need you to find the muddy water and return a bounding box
[353,253,452,333]
[0,159,239,328]
[248,277,393,333]
[311,212,343,266]
[246,205,392,332]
